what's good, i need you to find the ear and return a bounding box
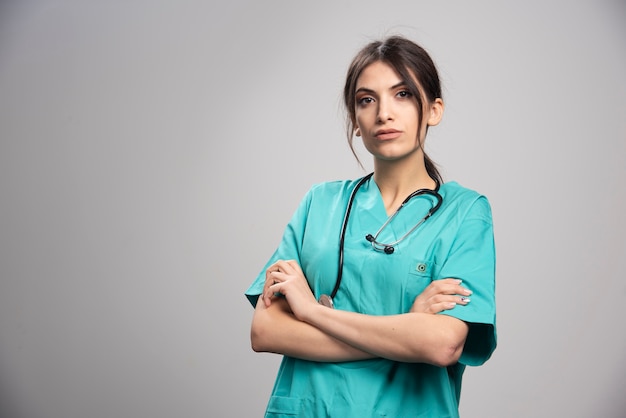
[354,127,361,137]
[427,98,444,126]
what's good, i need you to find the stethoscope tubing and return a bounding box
[331,173,374,300]
[329,172,442,301]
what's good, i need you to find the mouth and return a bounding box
[374,129,402,140]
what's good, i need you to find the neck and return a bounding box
[373,159,436,215]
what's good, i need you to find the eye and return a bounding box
[357,96,374,106]
[397,90,413,99]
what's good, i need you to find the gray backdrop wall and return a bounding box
[1,1,625,417]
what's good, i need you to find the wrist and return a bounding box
[300,300,327,325]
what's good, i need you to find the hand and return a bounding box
[410,278,472,314]
[262,260,318,321]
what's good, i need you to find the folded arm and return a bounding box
[252,260,471,366]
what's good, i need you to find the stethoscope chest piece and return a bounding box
[365,234,395,254]
[318,294,334,308]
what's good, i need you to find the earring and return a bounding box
[355,128,361,137]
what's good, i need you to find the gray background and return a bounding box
[1,0,625,417]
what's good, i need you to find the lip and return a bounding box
[374,129,402,140]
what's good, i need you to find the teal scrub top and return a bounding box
[246,176,497,418]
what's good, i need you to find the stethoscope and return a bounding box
[318,172,443,308]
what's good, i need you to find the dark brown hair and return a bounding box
[343,36,443,183]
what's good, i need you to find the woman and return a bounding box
[246,35,496,417]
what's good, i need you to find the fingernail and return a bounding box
[463,288,473,295]
[460,297,471,303]
[446,302,457,308]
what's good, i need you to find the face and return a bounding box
[353,61,442,163]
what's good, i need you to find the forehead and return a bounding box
[356,61,404,89]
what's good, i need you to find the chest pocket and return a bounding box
[402,258,435,312]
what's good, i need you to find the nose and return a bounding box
[376,98,393,123]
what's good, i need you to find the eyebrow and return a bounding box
[355,81,407,95]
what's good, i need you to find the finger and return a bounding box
[430,294,471,305]
[437,295,471,312]
[458,295,471,304]
[262,271,279,295]
[444,278,472,296]
[273,259,295,274]
[263,281,276,306]
[432,299,470,314]
[274,260,301,278]
[439,301,457,312]
[263,288,272,307]
[440,278,462,285]
[262,269,283,301]
[264,270,288,289]
[266,259,289,277]
[430,279,472,296]
[266,260,302,284]
[263,271,288,289]
[417,282,454,300]
[263,281,283,307]
[285,260,304,275]
[414,301,454,314]
[265,265,279,280]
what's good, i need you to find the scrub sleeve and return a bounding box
[435,194,497,366]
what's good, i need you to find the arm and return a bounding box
[297,304,468,367]
[251,296,375,362]
[263,260,470,367]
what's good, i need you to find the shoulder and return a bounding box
[304,177,366,202]
[440,181,483,200]
[440,181,492,222]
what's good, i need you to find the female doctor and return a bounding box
[246,35,496,418]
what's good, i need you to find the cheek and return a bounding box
[355,107,374,126]
[404,111,424,138]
